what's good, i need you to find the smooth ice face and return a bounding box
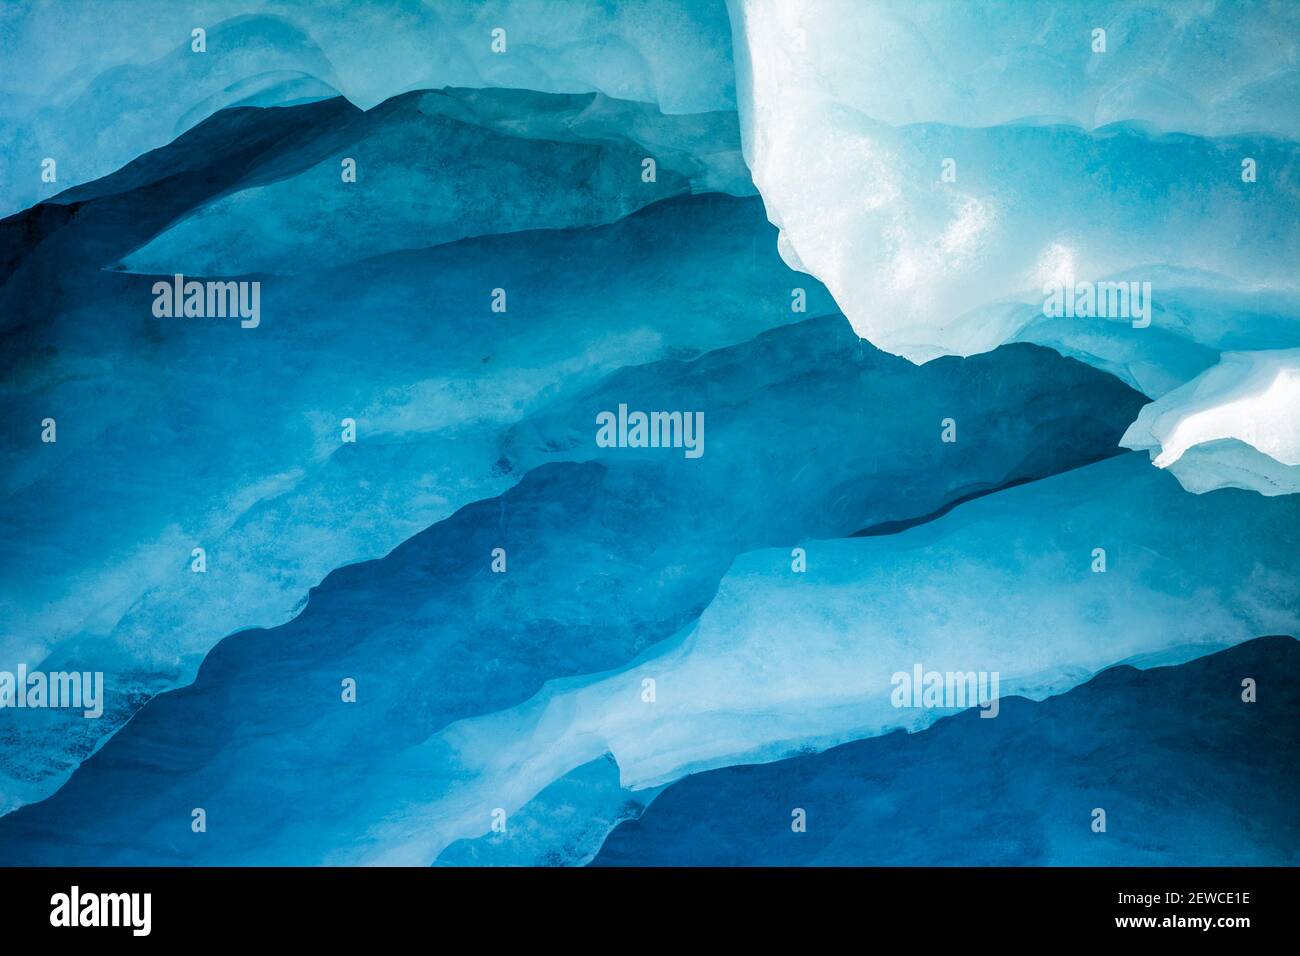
[726,0,1300,138]
[726,116,1299,365]
[1,0,736,217]
[1122,350,1300,494]
[726,0,1300,494]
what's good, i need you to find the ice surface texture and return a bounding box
[118,88,753,276]
[0,86,825,813]
[726,0,1300,494]
[1121,349,1300,494]
[0,316,1148,863]
[0,1,1296,867]
[0,0,736,216]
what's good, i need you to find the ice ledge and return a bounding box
[1122,350,1300,495]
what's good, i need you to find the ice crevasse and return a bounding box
[725,0,1300,495]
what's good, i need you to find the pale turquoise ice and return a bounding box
[726,0,1300,494]
[0,0,736,216]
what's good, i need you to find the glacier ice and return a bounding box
[751,119,1295,365]
[2,0,1295,871]
[0,77,834,815]
[119,88,752,276]
[726,0,1300,495]
[591,637,1300,866]
[1121,349,1300,494]
[0,0,736,217]
[369,453,1298,866]
[0,188,832,816]
[0,316,1143,860]
[427,451,1297,786]
[726,0,1300,138]
[437,755,664,867]
[0,14,345,219]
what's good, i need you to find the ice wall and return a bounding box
[725,0,1300,495]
